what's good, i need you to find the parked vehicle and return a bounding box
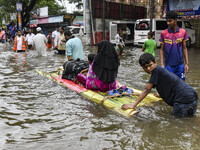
[134,19,195,47]
[109,21,135,45]
[66,26,86,44]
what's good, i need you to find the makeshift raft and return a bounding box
[35,69,162,118]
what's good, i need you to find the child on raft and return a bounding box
[78,53,96,76]
[122,53,199,117]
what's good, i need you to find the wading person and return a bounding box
[122,53,199,117]
[13,30,26,52]
[57,27,66,55]
[46,31,53,51]
[115,28,125,55]
[64,30,85,61]
[25,28,35,51]
[0,28,6,43]
[32,27,47,56]
[159,10,189,81]
[142,32,156,57]
[52,26,60,50]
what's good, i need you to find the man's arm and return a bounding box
[183,41,189,74]
[142,42,145,52]
[121,83,154,110]
[160,43,165,68]
[66,42,72,61]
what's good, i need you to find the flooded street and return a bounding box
[0,43,200,150]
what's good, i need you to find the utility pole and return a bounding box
[103,0,105,40]
[150,0,154,33]
[16,2,22,30]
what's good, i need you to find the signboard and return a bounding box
[18,12,22,29]
[106,0,131,5]
[39,7,48,17]
[16,3,22,11]
[30,19,38,27]
[168,0,200,16]
[49,16,63,23]
[38,18,48,24]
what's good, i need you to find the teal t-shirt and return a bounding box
[66,37,85,60]
[143,39,156,57]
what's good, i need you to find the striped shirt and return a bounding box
[159,27,189,66]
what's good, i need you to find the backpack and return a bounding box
[47,36,52,44]
[62,59,89,80]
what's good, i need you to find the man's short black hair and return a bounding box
[166,11,178,20]
[64,30,72,36]
[139,53,155,67]
[148,32,153,38]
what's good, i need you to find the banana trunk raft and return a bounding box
[35,69,162,118]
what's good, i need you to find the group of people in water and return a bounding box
[1,10,198,117]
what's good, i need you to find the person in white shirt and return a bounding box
[115,28,125,55]
[52,26,60,50]
[13,30,26,52]
[32,27,47,56]
[25,29,35,50]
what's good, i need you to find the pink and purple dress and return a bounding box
[77,62,117,92]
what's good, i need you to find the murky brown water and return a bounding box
[0,43,199,150]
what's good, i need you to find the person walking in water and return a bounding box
[64,30,85,61]
[25,28,35,51]
[57,27,66,55]
[115,28,125,55]
[32,27,47,56]
[46,31,53,51]
[0,28,6,43]
[142,32,156,57]
[13,30,26,52]
[159,11,189,81]
[52,26,60,50]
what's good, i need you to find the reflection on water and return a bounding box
[0,43,199,150]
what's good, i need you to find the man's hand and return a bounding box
[161,64,165,68]
[185,64,189,74]
[121,104,135,110]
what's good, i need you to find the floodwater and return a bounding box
[0,43,200,150]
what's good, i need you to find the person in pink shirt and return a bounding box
[0,28,6,43]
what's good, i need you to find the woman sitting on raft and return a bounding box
[77,40,120,92]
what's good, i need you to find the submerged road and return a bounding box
[0,43,200,149]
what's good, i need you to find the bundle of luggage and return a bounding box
[62,58,89,81]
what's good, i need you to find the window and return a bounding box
[72,28,80,34]
[184,21,193,29]
[156,21,168,30]
[135,21,150,30]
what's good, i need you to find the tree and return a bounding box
[0,0,65,28]
[68,0,83,10]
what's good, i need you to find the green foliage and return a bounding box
[0,0,65,28]
[68,0,83,9]
[34,0,65,15]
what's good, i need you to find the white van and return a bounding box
[66,26,86,44]
[109,21,135,45]
[134,19,195,47]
